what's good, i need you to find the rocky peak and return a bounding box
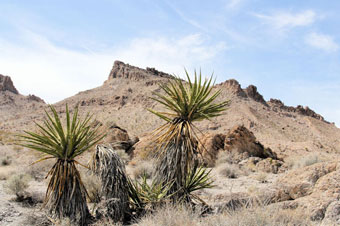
[0,74,19,94]
[218,79,267,105]
[106,60,172,82]
[27,94,45,103]
[268,99,326,122]
[218,79,246,97]
[244,85,267,105]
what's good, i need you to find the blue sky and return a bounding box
[0,0,339,126]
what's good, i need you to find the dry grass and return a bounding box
[27,161,52,181]
[0,130,14,144]
[132,160,155,179]
[83,173,102,203]
[217,163,244,179]
[1,155,11,166]
[253,172,268,183]
[215,151,233,166]
[4,173,31,199]
[134,203,317,226]
[286,153,326,169]
[114,149,130,164]
[0,171,13,180]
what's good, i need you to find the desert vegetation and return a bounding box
[18,105,105,225]
[0,65,339,226]
[148,71,229,201]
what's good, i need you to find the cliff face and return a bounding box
[106,60,172,82]
[0,74,19,94]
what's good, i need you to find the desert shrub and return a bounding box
[27,161,51,181]
[215,151,233,166]
[115,149,130,164]
[132,160,155,179]
[4,173,31,199]
[1,156,11,166]
[134,203,199,226]
[217,163,242,179]
[287,153,324,169]
[22,213,51,226]
[254,172,268,183]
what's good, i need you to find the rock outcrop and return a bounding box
[244,85,267,105]
[264,162,340,223]
[268,98,326,122]
[218,79,246,97]
[0,74,18,94]
[27,94,45,103]
[102,122,139,155]
[106,61,172,82]
[199,125,279,167]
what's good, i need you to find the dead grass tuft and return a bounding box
[132,160,155,179]
[286,153,327,169]
[217,163,243,179]
[4,173,31,198]
[134,203,317,226]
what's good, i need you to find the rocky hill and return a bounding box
[54,61,339,160]
[0,61,340,225]
[0,74,45,131]
[1,61,339,158]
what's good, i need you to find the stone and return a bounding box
[106,61,172,82]
[0,74,18,94]
[217,79,246,97]
[224,125,278,160]
[244,85,267,105]
[199,133,226,166]
[255,158,284,174]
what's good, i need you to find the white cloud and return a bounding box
[117,34,226,75]
[305,32,339,52]
[0,31,226,103]
[254,10,316,31]
[226,0,244,9]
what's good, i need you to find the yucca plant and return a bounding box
[149,70,228,199]
[127,174,174,217]
[181,166,214,204]
[89,144,130,222]
[18,105,105,225]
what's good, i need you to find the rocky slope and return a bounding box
[0,61,340,225]
[1,61,339,157]
[0,74,45,131]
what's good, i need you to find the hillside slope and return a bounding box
[1,61,339,158]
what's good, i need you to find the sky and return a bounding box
[0,0,339,126]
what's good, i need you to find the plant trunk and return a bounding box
[90,144,130,222]
[45,159,89,225]
[155,137,198,201]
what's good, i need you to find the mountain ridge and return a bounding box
[0,60,339,159]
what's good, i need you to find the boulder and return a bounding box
[255,158,284,174]
[224,125,278,160]
[199,133,226,166]
[198,126,279,167]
